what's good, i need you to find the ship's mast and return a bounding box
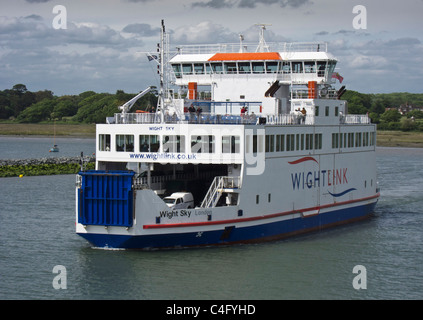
[157,19,166,122]
[255,23,271,52]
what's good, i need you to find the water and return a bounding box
[0,143,422,300]
[0,136,95,159]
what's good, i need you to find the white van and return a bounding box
[163,192,194,209]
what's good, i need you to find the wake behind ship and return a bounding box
[76,21,379,249]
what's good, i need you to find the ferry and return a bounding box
[76,21,379,249]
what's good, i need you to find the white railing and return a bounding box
[265,114,315,125]
[343,115,370,124]
[175,42,328,55]
[200,176,240,208]
[112,112,370,126]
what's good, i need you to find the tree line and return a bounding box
[342,90,423,131]
[0,84,158,124]
[1,84,423,131]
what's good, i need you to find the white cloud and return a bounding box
[1,0,423,94]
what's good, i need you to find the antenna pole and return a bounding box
[255,23,271,52]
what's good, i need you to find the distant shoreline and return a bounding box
[0,123,422,148]
[0,123,96,138]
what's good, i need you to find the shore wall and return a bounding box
[0,156,95,177]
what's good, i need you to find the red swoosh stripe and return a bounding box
[288,157,318,165]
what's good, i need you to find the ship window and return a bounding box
[172,64,182,78]
[325,106,330,116]
[222,135,240,153]
[286,134,295,151]
[182,64,193,75]
[256,195,259,204]
[364,132,369,147]
[335,106,339,116]
[332,133,339,149]
[305,134,314,150]
[317,61,326,77]
[191,135,215,153]
[304,61,316,73]
[356,132,362,147]
[194,63,204,74]
[163,135,185,153]
[268,193,271,202]
[315,106,319,116]
[139,135,160,152]
[238,62,251,73]
[211,62,223,74]
[265,135,275,152]
[328,61,336,76]
[340,133,344,148]
[99,134,111,151]
[252,62,265,73]
[116,134,134,152]
[292,62,303,73]
[280,61,291,74]
[266,62,278,73]
[296,134,300,151]
[348,132,354,148]
[300,134,305,150]
[205,63,212,74]
[275,134,284,151]
[315,134,322,150]
[252,134,264,153]
[224,62,237,74]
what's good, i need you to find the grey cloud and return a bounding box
[0,16,138,50]
[191,0,234,8]
[192,0,311,9]
[24,0,52,3]
[122,23,161,36]
[24,14,44,21]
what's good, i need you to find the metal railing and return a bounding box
[200,176,241,208]
[112,112,370,126]
[175,42,328,55]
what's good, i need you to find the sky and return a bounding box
[1,0,423,96]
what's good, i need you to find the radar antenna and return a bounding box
[255,23,271,52]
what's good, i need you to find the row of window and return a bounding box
[265,133,323,153]
[99,131,375,155]
[99,134,240,154]
[171,60,336,78]
[331,132,376,149]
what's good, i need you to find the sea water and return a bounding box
[0,140,422,300]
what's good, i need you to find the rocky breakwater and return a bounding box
[0,156,95,177]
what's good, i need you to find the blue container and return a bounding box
[78,170,135,227]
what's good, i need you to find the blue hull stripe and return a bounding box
[78,201,377,249]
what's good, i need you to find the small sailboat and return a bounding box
[49,119,59,152]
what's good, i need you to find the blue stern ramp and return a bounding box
[78,171,135,228]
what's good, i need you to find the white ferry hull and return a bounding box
[77,199,377,249]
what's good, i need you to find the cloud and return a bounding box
[172,21,238,44]
[0,14,152,94]
[122,23,161,36]
[0,16,136,50]
[192,0,311,9]
[24,0,52,3]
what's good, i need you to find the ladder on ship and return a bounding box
[200,176,240,208]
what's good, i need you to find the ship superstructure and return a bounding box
[76,21,379,249]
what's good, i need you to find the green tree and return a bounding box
[16,98,56,123]
[380,109,401,123]
[73,93,119,123]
